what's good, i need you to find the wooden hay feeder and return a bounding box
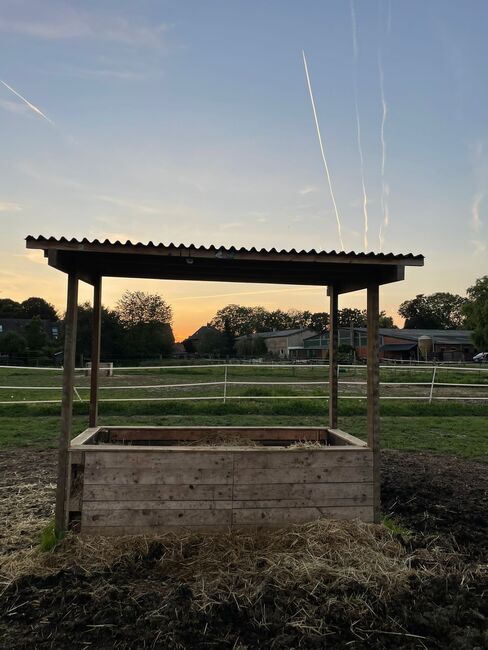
[69,426,372,535]
[26,236,423,536]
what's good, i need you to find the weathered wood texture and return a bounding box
[89,276,102,428]
[367,283,381,523]
[78,444,374,534]
[328,286,339,428]
[55,272,78,535]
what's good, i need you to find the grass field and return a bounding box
[0,364,486,459]
[1,363,488,402]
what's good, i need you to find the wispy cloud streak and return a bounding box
[0,79,54,124]
[471,192,483,232]
[302,50,345,250]
[350,0,370,251]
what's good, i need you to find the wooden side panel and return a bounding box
[232,506,373,525]
[234,466,371,485]
[80,446,374,535]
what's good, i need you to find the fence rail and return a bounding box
[0,363,487,405]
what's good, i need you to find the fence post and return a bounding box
[223,364,228,404]
[429,365,437,403]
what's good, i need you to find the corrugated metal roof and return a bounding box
[25,235,424,261]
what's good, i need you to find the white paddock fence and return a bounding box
[0,363,487,405]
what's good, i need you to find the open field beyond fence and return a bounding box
[0,364,487,458]
[1,362,488,404]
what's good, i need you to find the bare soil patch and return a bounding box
[0,448,486,649]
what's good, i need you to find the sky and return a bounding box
[0,0,487,340]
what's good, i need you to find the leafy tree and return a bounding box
[463,276,488,349]
[0,331,27,355]
[116,291,173,327]
[0,299,22,318]
[211,305,324,337]
[337,308,367,327]
[379,312,396,328]
[124,322,174,358]
[24,316,48,350]
[196,329,229,356]
[308,312,329,332]
[398,293,467,329]
[75,302,126,360]
[210,305,269,337]
[21,297,58,320]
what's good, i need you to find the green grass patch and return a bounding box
[1,407,487,460]
[39,520,64,552]
[382,515,411,538]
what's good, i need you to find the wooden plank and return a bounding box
[84,500,233,511]
[327,428,368,448]
[84,484,233,501]
[234,466,371,485]
[233,496,372,508]
[328,286,338,428]
[106,427,326,443]
[80,525,233,537]
[69,450,84,465]
[88,276,102,427]
[70,427,100,447]
[84,467,233,485]
[367,283,381,524]
[233,449,372,469]
[84,450,234,470]
[55,272,78,535]
[233,482,373,501]
[232,506,374,525]
[82,508,232,527]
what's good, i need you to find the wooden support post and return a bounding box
[55,272,79,535]
[89,276,102,428]
[367,283,380,523]
[329,286,338,428]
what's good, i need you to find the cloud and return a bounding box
[0,79,54,124]
[94,194,161,215]
[0,2,170,48]
[471,240,486,255]
[471,192,483,232]
[68,67,147,81]
[298,186,319,195]
[220,222,244,230]
[0,201,22,212]
[0,98,30,116]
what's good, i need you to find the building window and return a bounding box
[0,325,3,333]
[52,327,59,338]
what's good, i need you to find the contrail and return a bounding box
[378,50,389,251]
[471,192,483,232]
[350,0,370,251]
[302,50,345,250]
[0,79,54,125]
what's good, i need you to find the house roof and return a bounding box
[185,325,219,341]
[381,343,417,352]
[356,328,474,345]
[26,236,424,295]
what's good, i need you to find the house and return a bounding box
[289,328,476,362]
[182,325,221,354]
[237,328,317,358]
[0,318,62,341]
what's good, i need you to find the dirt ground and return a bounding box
[0,449,486,649]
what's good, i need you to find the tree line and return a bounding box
[1,275,487,361]
[0,291,174,362]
